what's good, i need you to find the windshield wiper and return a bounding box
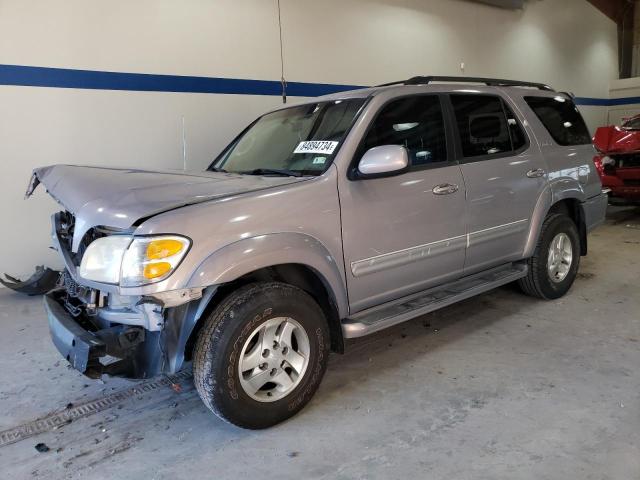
[241,168,303,177]
[209,166,228,173]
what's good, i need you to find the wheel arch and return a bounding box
[524,192,588,258]
[179,263,345,367]
[185,233,348,316]
[167,234,349,371]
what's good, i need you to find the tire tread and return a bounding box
[192,282,327,428]
[518,213,575,299]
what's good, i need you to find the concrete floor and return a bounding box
[0,207,639,480]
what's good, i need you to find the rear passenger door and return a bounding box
[448,93,548,274]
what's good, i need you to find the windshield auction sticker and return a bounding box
[294,141,339,154]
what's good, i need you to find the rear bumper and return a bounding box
[582,191,608,232]
[45,290,162,379]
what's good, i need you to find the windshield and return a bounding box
[210,98,366,176]
[623,116,640,130]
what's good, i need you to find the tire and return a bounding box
[193,282,330,429]
[518,213,580,300]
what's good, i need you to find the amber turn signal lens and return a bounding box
[146,239,184,260]
[143,262,172,279]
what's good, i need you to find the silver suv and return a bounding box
[28,76,607,428]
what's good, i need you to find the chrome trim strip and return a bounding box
[350,218,529,278]
[467,218,528,247]
[351,234,466,277]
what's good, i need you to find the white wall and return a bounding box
[608,77,640,124]
[0,0,618,277]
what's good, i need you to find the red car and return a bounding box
[593,115,640,204]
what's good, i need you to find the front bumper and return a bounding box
[607,186,640,203]
[45,290,163,379]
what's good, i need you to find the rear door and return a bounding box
[339,94,467,312]
[448,92,549,274]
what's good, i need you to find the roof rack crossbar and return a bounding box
[376,76,554,91]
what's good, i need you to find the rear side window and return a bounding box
[450,94,527,158]
[362,95,447,167]
[524,96,591,146]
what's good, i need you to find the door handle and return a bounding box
[526,168,546,178]
[432,183,459,195]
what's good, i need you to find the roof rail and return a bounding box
[377,76,554,91]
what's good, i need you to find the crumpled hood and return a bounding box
[27,164,306,252]
[593,125,640,154]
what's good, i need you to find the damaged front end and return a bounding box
[41,210,214,379]
[593,125,640,204]
[25,165,273,379]
[45,288,152,379]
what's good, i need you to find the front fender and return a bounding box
[186,232,349,318]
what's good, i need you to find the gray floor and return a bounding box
[0,207,639,480]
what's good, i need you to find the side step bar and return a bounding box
[341,263,528,338]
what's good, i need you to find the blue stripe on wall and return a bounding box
[573,97,611,106]
[2,64,640,106]
[572,97,640,107]
[0,64,364,97]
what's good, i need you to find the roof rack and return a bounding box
[377,76,554,91]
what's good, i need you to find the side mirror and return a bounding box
[356,145,409,179]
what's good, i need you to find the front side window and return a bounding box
[361,95,448,167]
[524,96,591,146]
[450,94,518,158]
[211,98,365,176]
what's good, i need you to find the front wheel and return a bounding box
[193,282,330,429]
[518,213,580,299]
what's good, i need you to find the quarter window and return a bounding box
[362,95,447,167]
[524,96,591,146]
[451,94,526,158]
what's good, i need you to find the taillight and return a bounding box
[593,155,604,177]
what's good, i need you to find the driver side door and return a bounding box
[339,94,467,313]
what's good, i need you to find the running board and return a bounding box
[342,263,528,338]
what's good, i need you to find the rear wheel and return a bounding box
[518,213,580,299]
[193,282,329,429]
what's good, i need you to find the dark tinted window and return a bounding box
[362,95,447,167]
[524,96,591,146]
[451,94,515,158]
[622,116,640,130]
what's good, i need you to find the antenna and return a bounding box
[181,115,187,170]
[277,0,286,103]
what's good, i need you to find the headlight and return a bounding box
[79,236,132,284]
[121,236,190,287]
[79,235,190,287]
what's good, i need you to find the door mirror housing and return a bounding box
[356,145,409,179]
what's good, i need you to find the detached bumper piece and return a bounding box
[1,266,60,295]
[44,290,162,379]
